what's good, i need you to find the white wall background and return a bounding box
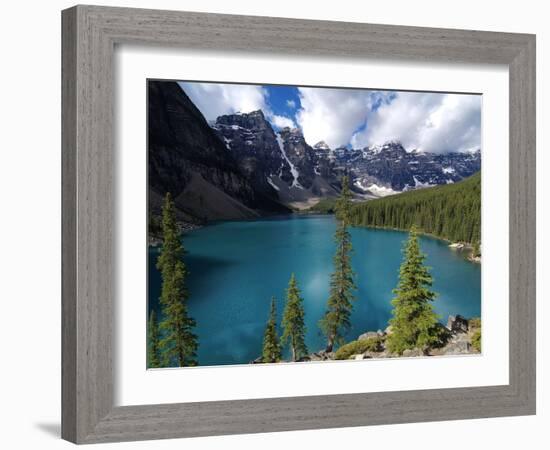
[0,0,546,448]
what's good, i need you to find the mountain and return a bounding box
[212,110,293,194]
[212,113,339,209]
[329,141,481,197]
[212,110,480,205]
[148,81,289,222]
[349,171,481,244]
[148,82,481,222]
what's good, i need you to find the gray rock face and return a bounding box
[213,111,295,194]
[210,110,480,203]
[213,116,322,191]
[442,340,471,355]
[358,331,382,341]
[213,116,340,206]
[308,351,335,361]
[402,348,425,357]
[361,351,391,359]
[447,315,469,333]
[277,127,317,189]
[333,141,481,193]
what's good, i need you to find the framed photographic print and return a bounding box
[62,5,536,444]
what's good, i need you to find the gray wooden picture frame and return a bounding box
[61,4,536,444]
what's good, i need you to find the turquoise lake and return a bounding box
[148,215,481,366]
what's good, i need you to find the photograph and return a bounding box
[147,79,482,368]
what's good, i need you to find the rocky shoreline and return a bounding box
[251,315,481,364]
[448,242,481,263]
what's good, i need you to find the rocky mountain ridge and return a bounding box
[212,109,481,203]
[212,111,340,209]
[148,82,481,222]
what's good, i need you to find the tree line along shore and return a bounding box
[310,171,482,261]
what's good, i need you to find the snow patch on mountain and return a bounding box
[354,179,398,197]
[276,134,302,189]
[267,177,280,191]
[370,144,383,154]
[223,136,232,149]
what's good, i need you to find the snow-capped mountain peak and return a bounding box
[210,109,480,203]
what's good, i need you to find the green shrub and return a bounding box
[471,330,481,352]
[469,317,481,329]
[334,336,384,360]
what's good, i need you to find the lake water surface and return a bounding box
[148,215,481,366]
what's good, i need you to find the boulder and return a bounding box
[402,348,425,357]
[442,341,471,355]
[308,351,335,361]
[308,353,324,362]
[363,351,390,359]
[358,331,380,341]
[448,243,465,249]
[447,315,469,333]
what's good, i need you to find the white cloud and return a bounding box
[286,99,296,109]
[296,87,480,152]
[271,114,296,129]
[351,92,481,153]
[178,82,481,154]
[179,82,296,130]
[296,88,372,148]
[178,82,268,121]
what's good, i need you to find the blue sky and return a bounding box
[179,81,481,153]
[264,85,301,123]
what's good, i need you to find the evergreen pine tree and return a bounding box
[386,227,441,355]
[147,309,161,368]
[319,175,357,352]
[281,274,308,361]
[157,193,198,367]
[262,297,282,363]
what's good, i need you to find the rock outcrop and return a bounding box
[358,331,384,341]
[213,115,340,209]
[335,141,481,194]
[447,315,469,333]
[252,315,480,365]
[316,315,480,362]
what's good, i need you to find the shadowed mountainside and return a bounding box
[148,80,290,222]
